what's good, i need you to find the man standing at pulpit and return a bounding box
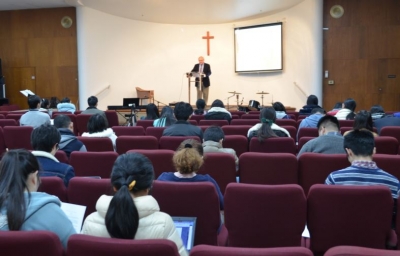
[191,56,211,105]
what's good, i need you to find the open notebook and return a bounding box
[172,217,196,252]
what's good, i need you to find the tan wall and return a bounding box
[0,7,78,109]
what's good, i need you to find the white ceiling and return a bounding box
[0,0,304,24]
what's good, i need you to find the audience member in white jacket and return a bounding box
[81,153,187,256]
[81,113,117,149]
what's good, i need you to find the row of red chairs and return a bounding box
[37,178,399,254]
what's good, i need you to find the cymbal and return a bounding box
[228,91,241,94]
[256,91,269,94]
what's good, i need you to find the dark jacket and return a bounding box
[58,128,87,158]
[162,120,203,140]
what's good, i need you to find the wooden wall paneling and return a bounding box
[0,11,11,39]
[0,39,29,67]
[3,67,36,108]
[54,37,78,66]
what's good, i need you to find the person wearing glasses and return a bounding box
[31,124,75,186]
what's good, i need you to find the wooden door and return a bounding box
[3,67,36,109]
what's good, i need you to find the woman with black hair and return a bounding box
[82,113,118,149]
[0,150,76,248]
[344,110,378,137]
[272,101,290,119]
[153,106,176,127]
[247,107,290,141]
[141,103,160,120]
[204,99,232,123]
[81,153,187,256]
[193,99,207,115]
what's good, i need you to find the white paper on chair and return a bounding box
[60,202,86,233]
[20,89,35,97]
[302,225,310,238]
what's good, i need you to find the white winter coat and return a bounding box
[81,128,117,149]
[81,195,188,256]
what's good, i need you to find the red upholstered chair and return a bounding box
[241,114,259,119]
[325,246,400,256]
[222,125,251,137]
[275,119,297,128]
[307,185,393,256]
[190,245,313,256]
[297,127,319,141]
[145,126,166,140]
[67,235,180,256]
[67,177,113,219]
[198,125,210,133]
[75,114,92,135]
[231,114,239,119]
[231,119,259,126]
[77,137,114,152]
[52,111,70,118]
[55,150,69,164]
[297,136,315,153]
[74,110,82,115]
[298,153,348,195]
[340,126,352,135]
[0,127,6,158]
[190,114,204,124]
[380,126,400,142]
[136,120,154,130]
[53,113,78,135]
[0,230,64,256]
[127,149,175,179]
[112,126,145,136]
[0,119,18,128]
[38,176,67,202]
[223,135,248,157]
[338,119,354,127]
[69,151,119,178]
[249,137,296,154]
[198,153,236,194]
[229,111,246,118]
[239,152,298,185]
[373,154,400,181]
[224,183,306,247]
[104,111,119,128]
[287,114,296,120]
[116,136,158,154]
[374,136,399,155]
[199,120,229,126]
[152,181,228,246]
[281,125,297,139]
[188,120,197,125]
[3,126,33,150]
[5,113,24,124]
[159,136,200,151]
[248,111,260,115]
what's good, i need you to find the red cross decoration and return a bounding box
[202,31,214,56]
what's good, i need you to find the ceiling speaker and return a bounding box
[61,16,73,28]
[330,5,344,19]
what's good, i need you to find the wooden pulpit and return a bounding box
[135,87,154,105]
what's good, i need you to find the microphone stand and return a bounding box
[153,99,167,109]
[227,94,236,111]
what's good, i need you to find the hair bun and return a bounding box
[184,143,192,148]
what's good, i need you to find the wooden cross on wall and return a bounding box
[202,31,214,56]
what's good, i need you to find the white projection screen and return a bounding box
[234,22,283,73]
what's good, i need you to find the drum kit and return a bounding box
[228,91,269,112]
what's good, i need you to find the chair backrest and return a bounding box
[3,126,33,150]
[136,120,154,130]
[339,126,352,135]
[152,181,221,246]
[38,176,68,202]
[297,127,319,141]
[281,125,297,139]
[222,125,251,137]
[104,111,119,128]
[338,120,354,127]
[241,114,259,119]
[112,126,145,136]
[76,114,93,135]
[298,153,348,195]
[54,150,69,164]
[69,151,119,178]
[230,119,259,126]
[188,120,198,126]
[67,235,179,256]
[297,136,315,153]
[275,119,297,128]
[77,136,114,152]
[248,111,260,115]
[127,149,175,179]
[190,115,205,124]
[0,119,18,128]
[0,127,6,158]
[372,154,400,181]
[159,136,200,151]
[223,135,248,157]
[190,245,313,256]
[324,245,400,256]
[198,153,236,194]
[53,113,78,135]
[229,111,246,118]
[249,137,296,154]
[0,230,64,256]
[239,152,298,185]
[307,184,393,255]
[5,113,24,123]
[199,120,229,126]
[145,126,166,140]
[67,177,113,219]
[374,136,399,155]
[231,114,239,119]
[116,136,159,154]
[380,126,400,142]
[224,183,306,247]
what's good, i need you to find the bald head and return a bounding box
[198,56,204,64]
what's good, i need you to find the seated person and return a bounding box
[299,95,322,116]
[31,124,75,186]
[335,98,357,120]
[158,139,224,210]
[153,106,176,127]
[344,110,378,137]
[297,115,345,158]
[204,99,232,123]
[247,107,290,140]
[81,114,117,149]
[327,102,342,116]
[370,105,386,120]
[272,102,290,119]
[0,149,76,248]
[297,108,325,141]
[202,126,238,170]
[57,97,76,114]
[82,96,106,118]
[53,115,87,157]
[40,98,50,110]
[140,103,160,120]
[49,97,60,109]
[162,102,203,140]
[20,95,51,129]
[193,99,207,115]
[372,105,400,134]
[81,153,187,256]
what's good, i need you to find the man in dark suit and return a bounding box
[191,56,212,104]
